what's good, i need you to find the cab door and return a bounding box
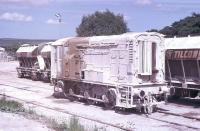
[110,50,128,83]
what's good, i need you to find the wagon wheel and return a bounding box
[31,73,37,81]
[41,73,47,81]
[103,89,117,109]
[31,72,39,81]
[84,91,95,105]
[53,80,66,98]
[68,88,77,101]
[17,72,24,78]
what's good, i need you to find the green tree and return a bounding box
[76,10,129,36]
[146,29,159,32]
[148,13,200,37]
[159,26,177,38]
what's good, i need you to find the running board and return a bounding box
[68,94,106,103]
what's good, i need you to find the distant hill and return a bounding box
[0,38,55,57]
[0,38,54,47]
[147,13,200,38]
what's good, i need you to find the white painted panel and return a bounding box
[93,71,98,81]
[103,68,110,83]
[56,46,63,78]
[138,41,152,75]
[111,50,118,63]
[97,72,103,82]
[110,63,118,76]
[51,46,57,79]
[95,55,102,66]
[84,70,89,81]
[118,64,127,82]
[165,36,200,49]
[37,55,45,70]
[103,53,110,66]
[119,50,128,64]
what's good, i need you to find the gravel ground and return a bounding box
[0,112,51,131]
[0,61,200,131]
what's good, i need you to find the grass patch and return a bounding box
[37,115,86,131]
[0,97,105,131]
[25,109,101,131]
[0,97,25,113]
[68,116,85,131]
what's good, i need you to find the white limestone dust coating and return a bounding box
[52,32,169,113]
[16,42,53,81]
[165,36,200,99]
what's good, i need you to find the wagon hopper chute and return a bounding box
[16,44,39,79]
[39,42,52,81]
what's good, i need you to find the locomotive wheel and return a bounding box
[41,73,48,82]
[190,90,198,98]
[53,80,65,98]
[18,73,24,78]
[87,99,95,105]
[31,72,40,81]
[102,89,117,109]
[68,88,77,101]
[84,91,95,105]
[31,75,37,81]
[102,94,110,109]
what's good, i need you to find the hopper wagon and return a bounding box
[165,36,200,99]
[16,42,52,81]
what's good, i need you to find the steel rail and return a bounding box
[157,110,200,121]
[0,81,200,130]
[0,93,132,131]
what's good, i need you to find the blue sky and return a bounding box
[0,0,200,39]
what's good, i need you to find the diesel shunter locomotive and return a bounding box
[52,32,169,113]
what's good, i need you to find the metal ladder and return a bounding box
[119,86,132,107]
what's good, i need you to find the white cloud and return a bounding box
[0,12,33,22]
[0,0,52,5]
[46,19,60,24]
[136,0,152,5]
[124,15,131,21]
[155,1,200,12]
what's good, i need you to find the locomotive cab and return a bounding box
[51,38,73,84]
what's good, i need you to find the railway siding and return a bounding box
[0,61,200,131]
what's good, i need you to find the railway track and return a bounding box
[157,109,200,121]
[0,80,200,130]
[0,78,52,91]
[148,111,200,130]
[0,93,132,131]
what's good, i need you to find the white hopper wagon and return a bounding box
[40,42,53,81]
[165,36,200,98]
[16,42,53,81]
[16,44,39,79]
